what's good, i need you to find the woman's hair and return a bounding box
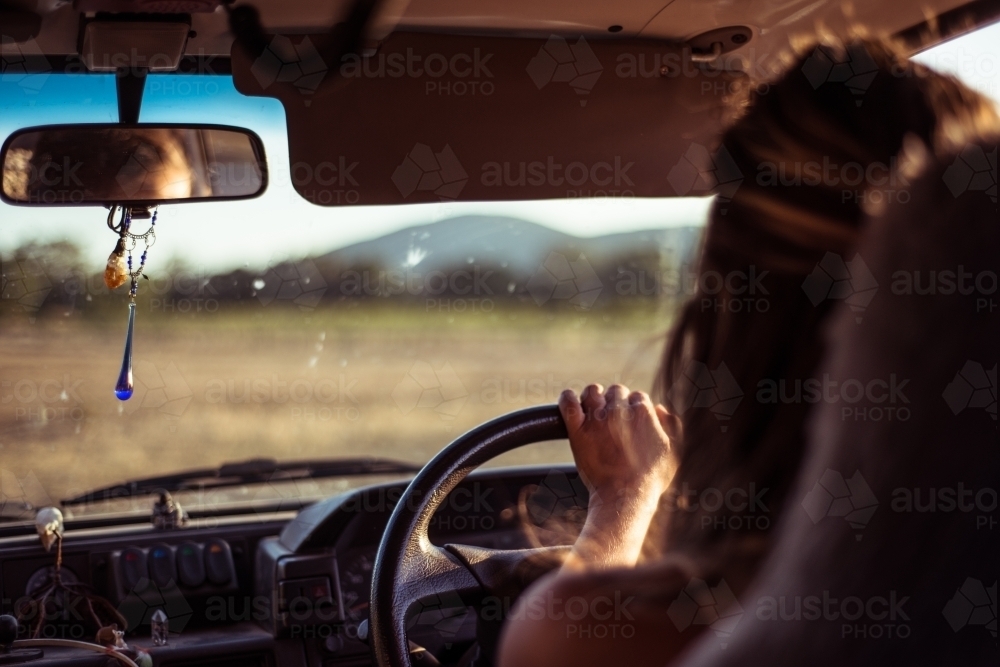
[673,130,999,667]
[652,36,998,563]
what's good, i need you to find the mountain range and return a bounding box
[207,215,704,307]
[316,215,703,275]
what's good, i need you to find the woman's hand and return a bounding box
[559,383,679,499]
[499,388,686,667]
[557,384,680,569]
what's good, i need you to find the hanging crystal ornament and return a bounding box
[104,206,130,289]
[115,301,135,400]
[104,237,128,290]
[106,206,157,401]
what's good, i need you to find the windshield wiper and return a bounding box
[60,457,421,507]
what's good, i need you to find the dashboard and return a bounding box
[0,464,586,667]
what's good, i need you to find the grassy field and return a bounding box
[0,301,673,514]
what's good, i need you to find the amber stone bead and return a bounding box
[104,246,128,289]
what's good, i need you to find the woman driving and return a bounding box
[499,35,999,667]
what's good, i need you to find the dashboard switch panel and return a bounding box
[112,538,239,603]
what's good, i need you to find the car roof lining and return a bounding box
[4,0,998,61]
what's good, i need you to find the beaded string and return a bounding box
[123,207,157,299]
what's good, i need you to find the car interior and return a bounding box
[0,0,998,666]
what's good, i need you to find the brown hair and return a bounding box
[652,37,998,563]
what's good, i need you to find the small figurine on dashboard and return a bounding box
[152,492,187,530]
[96,623,153,667]
[96,624,126,649]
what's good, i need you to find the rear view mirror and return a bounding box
[1,124,267,206]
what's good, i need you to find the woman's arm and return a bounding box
[498,384,682,667]
[558,383,678,570]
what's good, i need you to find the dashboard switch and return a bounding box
[120,547,148,591]
[148,543,176,588]
[278,577,333,614]
[204,538,234,585]
[176,541,206,587]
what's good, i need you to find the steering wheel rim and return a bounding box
[369,404,568,667]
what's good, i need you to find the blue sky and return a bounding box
[2,22,998,273]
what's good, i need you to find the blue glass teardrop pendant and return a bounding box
[115,302,135,400]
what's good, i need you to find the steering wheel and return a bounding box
[369,404,572,667]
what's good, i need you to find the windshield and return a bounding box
[0,69,714,516]
[2,26,997,517]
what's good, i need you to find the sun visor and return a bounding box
[231,32,743,206]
